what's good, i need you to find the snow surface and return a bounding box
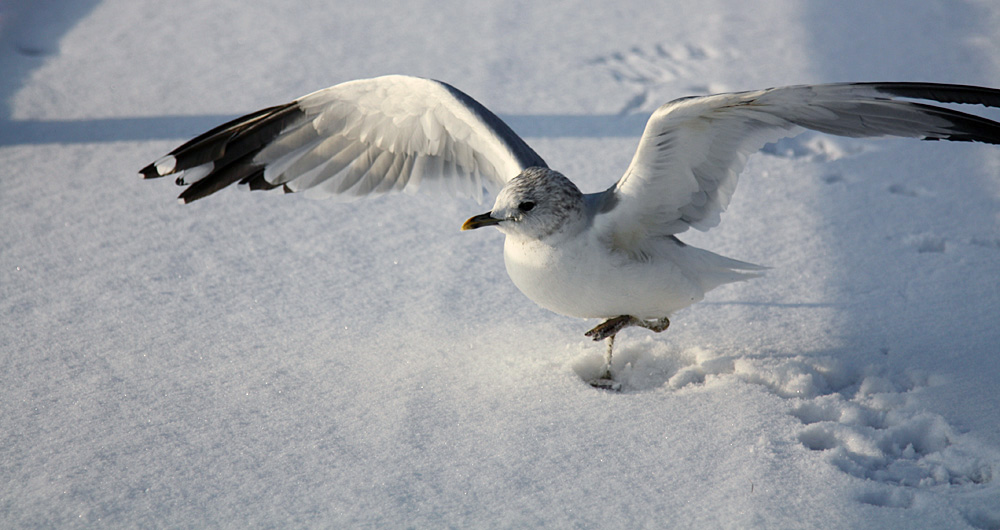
[2,0,1000,527]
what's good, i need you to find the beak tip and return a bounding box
[461,212,499,231]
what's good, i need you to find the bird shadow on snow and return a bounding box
[793,3,1000,523]
[0,0,102,120]
[569,337,996,520]
[0,0,652,147]
[0,113,652,146]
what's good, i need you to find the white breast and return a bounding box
[501,231,707,320]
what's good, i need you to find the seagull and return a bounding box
[142,75,1000,389]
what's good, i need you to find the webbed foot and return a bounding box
[589,376,622,391]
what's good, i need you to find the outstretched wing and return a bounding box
[141,75,546,204]
[601,82,1000,242]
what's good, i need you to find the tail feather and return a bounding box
[666,241,767,294]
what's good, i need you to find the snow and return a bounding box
[2,0,1000,527]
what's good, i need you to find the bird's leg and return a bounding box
[601,334,616,379]
[585,316,637,390]
[584,316,671,391]
[589,334,620,390]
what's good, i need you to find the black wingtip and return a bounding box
[142,101,304,202]
[871,82,1000,108]
[865,83,1000,145]
[139,164,162,179]
[176,186,208,204]
[241,171,281,191]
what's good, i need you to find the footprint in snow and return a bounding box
[592,44,879,170]
[572,342,993,515]
[760,134,865,162]
[903,233,948,253]
[887,183,929,198]
[736,356,991,511]
[970,237,1000,251]
[588,42,733,115]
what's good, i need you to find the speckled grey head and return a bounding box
[461,167,585,240]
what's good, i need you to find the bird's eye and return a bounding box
[518,201,536,212]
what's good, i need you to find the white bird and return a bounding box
[142,75,1000,389]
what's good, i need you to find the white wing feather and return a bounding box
[266,76,539,202]
[144,75,545,204]
[603,83,998,246]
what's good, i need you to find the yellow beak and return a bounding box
[461,212,502,231]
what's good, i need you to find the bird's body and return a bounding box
[483,168,762,321]
[142,75,1000,387]
[505,229,742,319]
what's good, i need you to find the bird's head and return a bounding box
[461,167,584,240]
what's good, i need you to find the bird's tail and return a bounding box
[667,242,767,294]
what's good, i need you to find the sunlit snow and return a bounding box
[2,0,999,527]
